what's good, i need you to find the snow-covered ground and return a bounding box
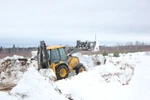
[0,52,150,100]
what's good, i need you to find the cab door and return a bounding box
[50,49,60,63]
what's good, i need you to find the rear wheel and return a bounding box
[56,65,69,80]
[76,65,86,74]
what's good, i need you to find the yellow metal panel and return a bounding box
[68,56,79,72]
[46,46,65,50]
[50,63,57,73]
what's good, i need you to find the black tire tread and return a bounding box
[56,65,69,80]
[76,65,86,74]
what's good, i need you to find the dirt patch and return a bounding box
[0,83,16,92]
[0,57,36,84]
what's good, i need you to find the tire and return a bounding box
[56,65,69,80]
[76,65,86,74]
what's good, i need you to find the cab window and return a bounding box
[51,49,60,62]
[59,48,67,61]
[47,50,51,60]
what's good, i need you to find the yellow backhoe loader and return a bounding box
[37,41,96,80]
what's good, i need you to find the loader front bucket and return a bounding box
[76,40,96,51]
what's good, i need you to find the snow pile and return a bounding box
[73,53,105,70]
[39,68,57,81]
[0,56,27,83]
[55,52,150,100]
[9,67,67,100]
[100,56,135,85]
[0,56,34,84]
[31,51,37,58]
[56,60,135,98]
[0,55,57,84]
[0,55,24,62]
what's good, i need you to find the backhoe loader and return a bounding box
[37,40,96,80]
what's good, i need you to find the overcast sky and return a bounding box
[0,0,150,47]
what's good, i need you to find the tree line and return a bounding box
[0,45,37,58]
[99,41,150,53]
[0,41,150,58]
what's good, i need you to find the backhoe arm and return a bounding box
[37,41,49,70]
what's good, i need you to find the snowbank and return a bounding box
[0,52,150,100]
[0,56,32,84]
[10,67,67,100]
[73,53,105,70]
[55,52,150,100]
[31,51,37,58]
[39,68,57,81]
[0,55,56,84]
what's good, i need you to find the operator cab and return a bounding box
[46,46,68,64]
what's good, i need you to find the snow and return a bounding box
[0,92,16,100]
[55,52,150,100]
[0,55,24,64]
[0,52,56,84]
[73,53,105,70]
[0,56,37,84]
[31,51,37,58]
[128,55,150,100]
[10,67,67,100]
[39,68,57,81]
[0,51,150,100]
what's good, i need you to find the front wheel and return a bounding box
[76,65,86,74]
[56,65,69,80]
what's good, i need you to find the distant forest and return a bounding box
[0,45,37,58]
[0,41,150,58]
[100,41,150,53]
